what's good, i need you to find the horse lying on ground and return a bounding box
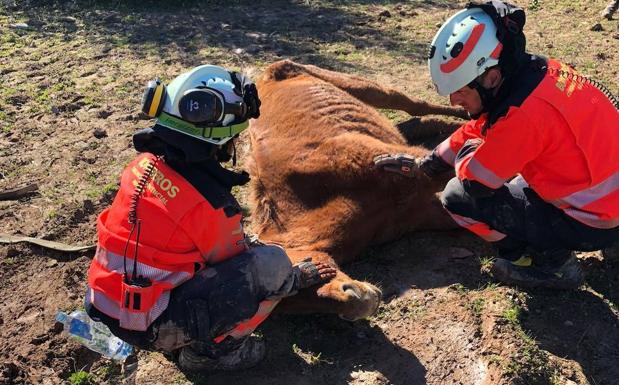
[247,60,467,321]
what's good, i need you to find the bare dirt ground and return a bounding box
[0,1,618,384]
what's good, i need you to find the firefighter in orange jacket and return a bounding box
[85,65,336,371]
[375,1,619,289]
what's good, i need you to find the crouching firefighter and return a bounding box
[84,65,336,371]
[375,1,619,289]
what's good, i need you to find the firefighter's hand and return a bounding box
[418,151,454,177]
[373,153,419,178]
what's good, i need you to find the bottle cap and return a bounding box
[55,311,68,323]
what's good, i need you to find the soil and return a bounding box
[0,1,617,384]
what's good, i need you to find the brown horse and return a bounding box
[247,60,466,321]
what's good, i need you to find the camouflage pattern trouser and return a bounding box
[150,244,299,357]
[89,244,298,358]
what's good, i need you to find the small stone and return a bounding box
[1,363,19,381]
[564,320,574,327]
[16,310,41,325]
[59,16,77,23]
[10,23,29,30]
[51,106,60,115]
[83,199,94,212]
[92,128,107,139]
[590,23,604,31]
[245,32,262,40]
[245,44,261,54]
[46,259,58,268]
[96,109,113,119]
[233,48,245,55]
[103,14,120,23]
[6,247,19,258]
[30,333,49,345]
[596,52,608,60]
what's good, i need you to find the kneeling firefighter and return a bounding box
[375,1,619,289]
[85,65,336,371]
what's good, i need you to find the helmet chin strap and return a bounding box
[468,79,497,120]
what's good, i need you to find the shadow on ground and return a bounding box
[523,258,619,385]
[6,0,460,72]
[185,314,427,385]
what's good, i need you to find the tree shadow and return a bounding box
[583,252,619,312]
[177,231,489,385]
[182,314,427,385]
[347,231,493,295]
[522,286,619,385]
[6,0,457,72]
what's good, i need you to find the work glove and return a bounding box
[373,153,419,178]
[243,82,261,119]
[229,71,261,119]
[418,150,454,177]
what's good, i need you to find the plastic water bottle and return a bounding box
[56,310,133,361]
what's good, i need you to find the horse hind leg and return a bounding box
[289,61,467,119]
[396,116,462,144]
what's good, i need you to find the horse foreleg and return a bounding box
[273,248,382,321]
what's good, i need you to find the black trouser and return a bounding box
[440,176,619,265]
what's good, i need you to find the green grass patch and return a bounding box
[292,343,330,366]
[467,297,485,316]
[379,108,408,123]
[68,371,92,385]
[479,255,495,273]
[503,329,556,385]
[448,282,468,294]
[2,257,17,266]
[0,110,13,133]
[502,303,521,325]
[528,0,541,11]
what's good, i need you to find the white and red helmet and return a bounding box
[428,7,503,96]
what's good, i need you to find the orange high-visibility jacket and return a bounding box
[435,59,619,229]
[86,153,247,331]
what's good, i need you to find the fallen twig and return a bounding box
[0,183,39,201]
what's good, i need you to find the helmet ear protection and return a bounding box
[141,78,167,118]
[178,88,248,126]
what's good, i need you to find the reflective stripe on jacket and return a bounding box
[436,59,619,229]
[87,153,248,331]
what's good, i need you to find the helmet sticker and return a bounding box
[440,23,485,73]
